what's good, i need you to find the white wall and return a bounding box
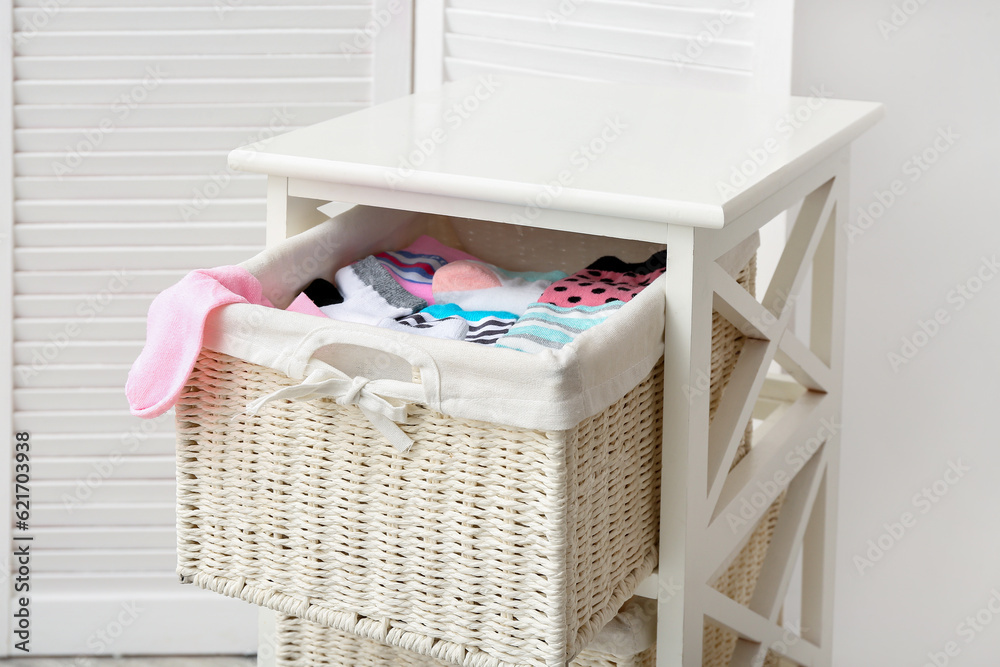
[792,2,1000,665]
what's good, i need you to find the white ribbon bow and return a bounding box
[244,366,425,452]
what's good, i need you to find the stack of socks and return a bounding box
[373,236,479,304]
[496,251,666,354]
[384,260,567,344]
[295,238,661,351]
[431,260,567,316]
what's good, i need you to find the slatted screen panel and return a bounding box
[414,0,792,350]
[435,0,758,91]
[10,0,376,654]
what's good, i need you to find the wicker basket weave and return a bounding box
[258,257,784,667]
[176,356,662,667]
[176,258,773,667]
[273,614,656,667]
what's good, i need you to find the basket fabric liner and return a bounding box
[202,206,758,433]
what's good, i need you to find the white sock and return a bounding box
[321,257,427,325]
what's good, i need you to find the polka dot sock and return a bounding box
[497,251,666,354]
[541,251,666,307]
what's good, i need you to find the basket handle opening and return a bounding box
[243,326,444,452]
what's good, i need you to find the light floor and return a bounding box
[3,659,255,666]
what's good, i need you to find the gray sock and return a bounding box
[353,256,427,311]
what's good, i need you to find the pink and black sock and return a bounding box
[541,250,666,307]
[497,251,666,354]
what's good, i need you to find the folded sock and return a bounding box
[375,236,480,304]
[318,236,480,325]
[496,251,665,353]
[378,314,470,341]
[432,260,567,315]
[496,302,624,353]
[322,256,428,325]
[543,251,666,307]
[395,303,518,346]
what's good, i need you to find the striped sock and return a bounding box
[322,237,478,325]
[495,301,624,353]
[375,236,480,304]
[395,304,518,346]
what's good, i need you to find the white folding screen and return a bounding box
[3,0,411,656]
[415,0,793,95]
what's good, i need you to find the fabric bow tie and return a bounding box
[244,365,426,452]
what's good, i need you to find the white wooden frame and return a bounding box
[254,145,850,667]
[652,147,849,667]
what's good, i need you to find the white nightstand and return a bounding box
[231,75,882,667]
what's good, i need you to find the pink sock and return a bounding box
[433,260,503,292]
[126,266,271,419]
[286,292,328,318]
[432,260,568,315]
[540,252,666,307]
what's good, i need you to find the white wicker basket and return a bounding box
[178,351,662,667]
[273,597,657,667]
[173,211,770,667]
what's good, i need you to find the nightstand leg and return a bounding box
[657,225,713,667]
[801,150,849,667]
[266,175,328,247]
[656,149,850,667]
